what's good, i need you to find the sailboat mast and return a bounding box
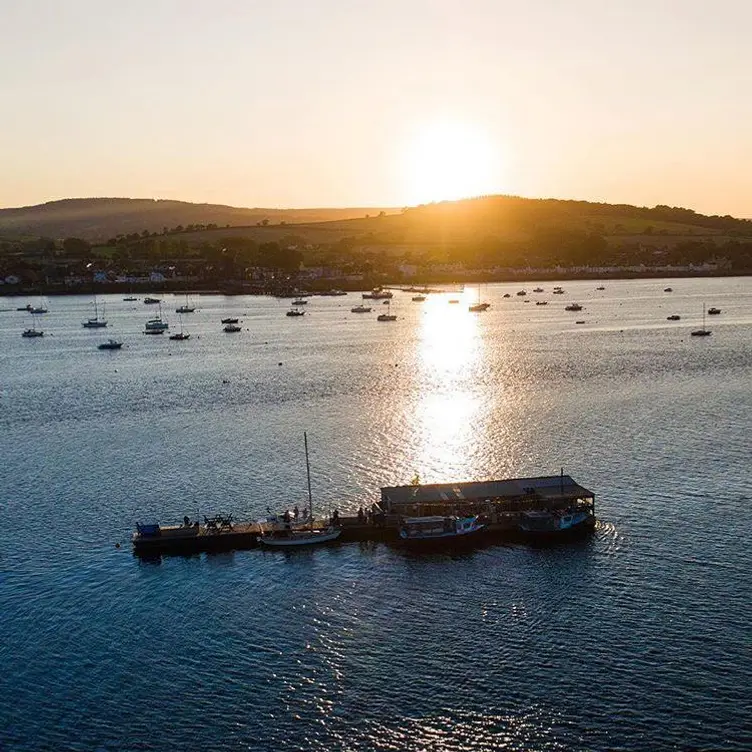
[304,431,313,528]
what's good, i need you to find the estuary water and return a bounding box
[1,278,750,751]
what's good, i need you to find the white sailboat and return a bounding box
[169,314,191,340]
[377,300,397,321]
[176,293,196,313]
[82,294,108,328]
[258,433,342,547]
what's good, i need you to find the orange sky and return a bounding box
[2,0,752,216]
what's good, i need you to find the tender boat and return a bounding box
[398,515,485,546]
[519,506,595,536]
[144,297,161,304]
[664,287,673,293]
[258,432,342,548]
[351,304,372,313]
[224,323,242,332]
[565,303,583,311]
[667,315,681,321]
[98,339,123,350]
[596,286,605,290]
[22,328,43,338]
[176,304,195,313]
[221,317,239,324]
[286,308,305,317]
[536,301,548,306]
[707,307,721,315]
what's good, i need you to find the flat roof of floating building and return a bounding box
[380,474,594,510]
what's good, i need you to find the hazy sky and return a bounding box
[2,0,752,215]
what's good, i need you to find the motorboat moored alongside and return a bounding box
[398,515,486,547]
[518,505,595,536]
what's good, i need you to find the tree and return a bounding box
[62,237,91,257]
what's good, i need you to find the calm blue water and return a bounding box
[1,279,751,751]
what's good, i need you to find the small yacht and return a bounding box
[292,298,308,306]
[565,303,583,311]
[176,293,195,313]
[707,307,721,315]
[123,296,138,302]
[82,296,107,328]
[667,314,681,321]
[691,304,712,337]
[22,327,44,338]
[596,286,605,290]
[286,308,305,317]
[503,293,511,298]
[552,287,564,295]
[536,301,548,306]
[664,287,673,293]
[98,339,123,350]
[169,331,190,340]
[144,297,161,305]
[412,295,427,302]
[351,304,372,313]
[519,506,594,536]
[377,301,397,321]
[221,317,239,324]
[223,323,242,332]
[533,287,544,293]
[516,290,527,296]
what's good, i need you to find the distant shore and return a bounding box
[1,268,749,298]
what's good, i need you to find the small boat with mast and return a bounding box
[691,304,712,337]
[82,294,108,328]
[258,432,342,547]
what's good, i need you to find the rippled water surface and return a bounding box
[1,278,751,751]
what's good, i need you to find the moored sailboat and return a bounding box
[258,432,342,548]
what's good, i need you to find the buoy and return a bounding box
[115,543,120,549]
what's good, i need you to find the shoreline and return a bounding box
[1,269,749,297]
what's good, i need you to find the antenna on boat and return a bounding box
[304,431,313,529]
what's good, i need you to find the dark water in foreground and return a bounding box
[1,278,751,750]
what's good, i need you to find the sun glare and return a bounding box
[403,121,502,205]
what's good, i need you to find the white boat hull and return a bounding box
[258,528,342,547]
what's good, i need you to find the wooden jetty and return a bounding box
[131,474,596,556]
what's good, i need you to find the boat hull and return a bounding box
[518,510,595,537]
[258,528,342,547]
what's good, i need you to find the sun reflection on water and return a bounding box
[410,298,483,481]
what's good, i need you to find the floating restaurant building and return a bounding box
[380,474,596,530]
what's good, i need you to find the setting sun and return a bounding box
[402,121,502,205]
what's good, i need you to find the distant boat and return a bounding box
[516,290,527,296]
[667,314,681,321]
[292,298,308,305]
[664,287,673,293]
[82,294,107,328]
[448,299,460,304]
[144,297,161,304]
[21,325,43,338]
[363,287,393,300]
[552,287,564,295]
[169,315,190,340]
[223,323,242,332]
[123,296,138,302]
[469,285,490,312]
[536,301,548,306]
[533,287,544,293]
[258,432,342,548]
[98,339,123,350]
[412,295,427,302]
[707,307,721,315]
[144,303,168,333]
[221,317,239,324]
[176,293,195,313]
[377,301,397,321]
[16,304,32,311]
[596,286,605,290]
[565,303,583,312]
[286,308,305,317]
[29,300,48,314]
[351,304,372,313]
[691,304,712,337]
[503,293,511,298]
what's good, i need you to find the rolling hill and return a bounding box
[0,198,396,242]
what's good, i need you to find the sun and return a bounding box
[402,120,502,205]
